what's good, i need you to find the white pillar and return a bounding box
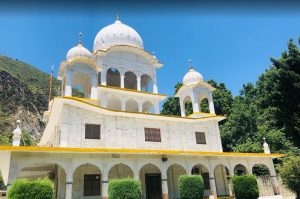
[101,68,107,86]
[121,98,126,111]
[102,170,109,199]
[90,73,98,100]
[161,174,168,199]
[120,72,125,88]
[154,101,160,114]
[65,70,73,96]
[137,76,141,91]
[153,74,158,93]
[208,92,215,114]
[179,97,186,117]
[65,167,73,199]
[192,93,199,113]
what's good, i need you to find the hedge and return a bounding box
[179,175,204,199]
[108,178,141,199]
[8,178,54,199]
[232,175,259,199]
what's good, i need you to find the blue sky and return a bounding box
[0,2,299,96]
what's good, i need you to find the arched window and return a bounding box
[72,72,91,98]
[234,164,248,176]
[107,97,121,110]
[125,99,139,112]
[124,71,137,90]
[107,68,120,87]
[142,101,154,113]
[183,96,193,116]
[141,74,153,92]
[98,72,101,85]
[199,98,209,113]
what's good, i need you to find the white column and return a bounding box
[137,76,141,91]
[209,175,217,199]
[161,174,169,199]
[90,73,98,100]
[100,94,108,108]
[153,73,158,93]
[65,167,73,199]
[121,98,126,111]
[101,68,107,86]
[102,169,109,199]
[179,97,186,117]
[120,72,125,88]
[208,92,215,114]
[65,70,73,96]
[154,101,160,114]
[192,93,199,113]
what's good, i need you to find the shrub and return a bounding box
[108,178,141,199]
[179,175,204,199]
[279,156,300,199]
[8,178,54,199]
[232,175,259,199]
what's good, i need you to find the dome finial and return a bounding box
[116,12,120,21]
[189,59,193,69]
[78,32,82,44]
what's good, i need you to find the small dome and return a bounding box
[66,44,93,61]
[183,68,204,86]
[93,19,143,52]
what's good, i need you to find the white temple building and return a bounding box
[0,17,286,199]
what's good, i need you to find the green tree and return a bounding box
[279,156,300,199]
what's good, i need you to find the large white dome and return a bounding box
[93,19,143,52]
[66,44,93,61]
[183,68,204,86]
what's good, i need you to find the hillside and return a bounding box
[0,55,60,145]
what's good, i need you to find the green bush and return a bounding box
[108,178,141,199]
[232,175,259,199]
[8,178,54,199]
[179,175,204,199]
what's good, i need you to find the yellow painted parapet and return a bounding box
[0,146,284,158]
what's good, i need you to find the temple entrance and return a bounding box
[145,174,162,199]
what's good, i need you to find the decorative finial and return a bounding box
[263,137,270,154]
[79,32,82,44]
[13,120,22,146]
[116,12,120,21]
[189,59,193,69]
[152,51,156,59]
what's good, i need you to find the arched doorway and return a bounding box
[191,164,211,197]
[234,164,248,176]
[252,164,273,196]
[183,96,193,116]
[125,99,139,112]
[107,68,120,87]
[214,164,230,197]
[142,101,154,113]
[107,97,121,110]
[108,163,133,180]
[139,163,162,199]
[124,71,137,90]
[72,164,101,199]
[141,74,153,92]
[199,98,209,113]
[19,163,66,199]
[167,164,186,199]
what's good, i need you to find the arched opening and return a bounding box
[125,99,139,112]
[72,72,91,98]
[234,164,248,176]
[108,163,134,180]
[191,164,210,196]
[167,164,186,199]
[252,164,274,196]
[214,164,230,197]
[107,97,121,110]
[107,68,120,87]
[183,96,193,116]
[252,164,270,176]
[139,163,162,199]
[98,72,101,85]
[73,164,101,198]
[124,71,137,90]
[142,101,154,113]
[19,163,66,199]
[141,74,153,92]
[199,98,209,113]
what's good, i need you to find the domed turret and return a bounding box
[66,43,93,61]
[93,17,143,52]
[183,61,204,86]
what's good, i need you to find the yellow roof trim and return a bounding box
[59,96,224,121]
[0,146,284,158]
[65,96,98,102]
[98,85,168,97]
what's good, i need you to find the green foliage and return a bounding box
[179,175,204,199]
[279,156,300,198]
[20,132,36,146]
[108,178,141,199]
[0,133,10,145]
[161,97,181,116]
[8,178,54,199]
[232,175,259,199]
